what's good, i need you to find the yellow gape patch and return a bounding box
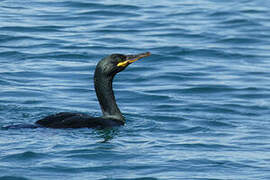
[117,58,140,67]
[117,61,129,67]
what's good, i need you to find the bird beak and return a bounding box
[117,52,151,67]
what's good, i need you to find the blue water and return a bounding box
[1,0,270,179]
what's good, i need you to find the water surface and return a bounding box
[1,0,270,179]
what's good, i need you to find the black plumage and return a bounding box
[35,52,151,128]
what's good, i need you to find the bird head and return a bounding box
[96,52,151,77]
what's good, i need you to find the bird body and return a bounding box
[36,112,124,129]
[34,52,151,129]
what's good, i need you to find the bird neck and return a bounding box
[94,70,124,122]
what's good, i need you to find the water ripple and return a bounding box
[1,0,270,179]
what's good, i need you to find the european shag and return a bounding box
[34,52,151,129]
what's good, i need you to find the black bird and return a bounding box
[35,52,151,129]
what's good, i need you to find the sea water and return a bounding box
[0,0,270,179]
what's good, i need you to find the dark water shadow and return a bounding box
[96,127,120,143]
